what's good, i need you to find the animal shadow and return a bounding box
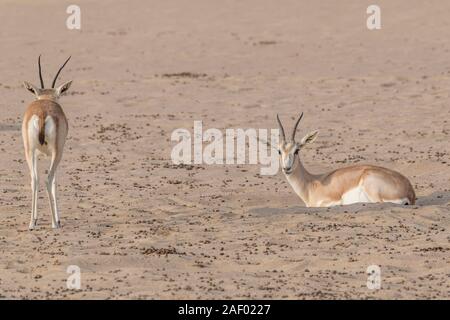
[416,191,450,206]
[249,192,450,216]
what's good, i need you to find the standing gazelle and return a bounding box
[277,113,416,207]
[22,55,72,229]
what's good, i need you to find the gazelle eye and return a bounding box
[294,149,299,155]
[278,150,281,155]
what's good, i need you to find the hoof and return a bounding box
[29,219,37,230]
[52,221,61,229]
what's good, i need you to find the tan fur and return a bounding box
[22,99,69,229]
[22,56,72,229]
[289,164,416,207]
[277,114,416,208]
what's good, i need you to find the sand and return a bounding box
[0,0,449,299]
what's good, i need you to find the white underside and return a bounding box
[341,186,372,205]
[317,186,409,207]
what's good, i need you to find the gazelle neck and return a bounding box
[284,157,315,207]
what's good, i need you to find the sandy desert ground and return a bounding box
[0,0,449,299]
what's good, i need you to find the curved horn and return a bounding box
[276,114,286,141]
[291,112,304,141]
[38,55,44,88]
[51,56,71,88]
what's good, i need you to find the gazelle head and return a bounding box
[277,113,318,174]
[23,55,72,102]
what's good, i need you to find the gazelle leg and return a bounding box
[52,176,60,227]
[46,153,62,229]
[28,151,38,230]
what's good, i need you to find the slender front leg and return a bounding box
[29,152,38,230]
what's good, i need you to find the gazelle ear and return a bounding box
[23,81,40,96]
[300,130,319,146]
[55,80,73,96]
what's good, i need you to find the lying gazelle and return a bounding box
[276,113,416,207]
[22,55,72,229]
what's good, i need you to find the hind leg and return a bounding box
[26,150,39,230]
[386,198,410,205]
[360,176,383,204]
[46,152,62,229]
[362,174,410,205]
